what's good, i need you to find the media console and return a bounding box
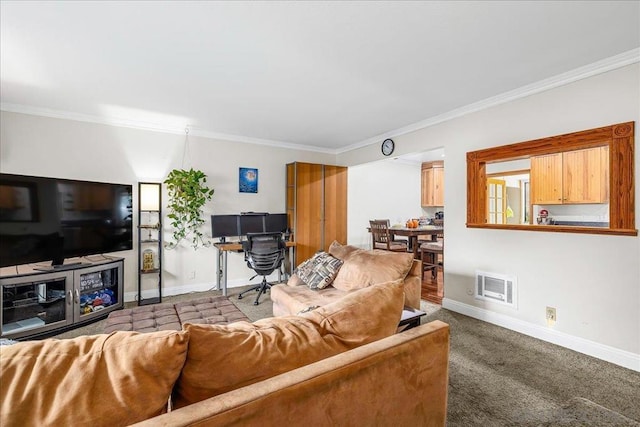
[0,257,124,340]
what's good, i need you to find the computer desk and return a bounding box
[213,240,296,296]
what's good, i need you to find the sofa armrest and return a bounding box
[133,321,449,427]
[403,259,422,310]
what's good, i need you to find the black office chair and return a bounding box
[238,232,286,305]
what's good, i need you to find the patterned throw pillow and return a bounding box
[295,251,344,290]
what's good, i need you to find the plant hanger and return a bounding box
[164,128,215,250]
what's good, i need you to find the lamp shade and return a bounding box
[140,183,161,211]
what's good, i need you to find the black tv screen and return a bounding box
[0,174,133,268]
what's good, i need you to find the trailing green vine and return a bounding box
[164,168,215,249]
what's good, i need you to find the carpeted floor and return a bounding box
[52,285,640,426]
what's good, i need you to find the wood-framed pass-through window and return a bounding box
[466,122,636,236]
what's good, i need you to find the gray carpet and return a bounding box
[51,286,640,426]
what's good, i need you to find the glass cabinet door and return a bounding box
[1,272,73,338]
[76,264,121,320]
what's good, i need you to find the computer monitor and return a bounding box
[239,214,265,236]
[211,215,240,240]
[264,213,288,233]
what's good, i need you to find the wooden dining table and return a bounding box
[387,226,443,258]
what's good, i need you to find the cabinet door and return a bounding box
[422,168,434,206]
[323,165,348,252]
[292,163,324,267]
[601,146,609,203]
[74,261,123,322]
[432,167,444,206]
[1,272,73,339]
[421,167,431,206]
[531,153,563,204]
[286,163,296,236]
[562,147,605,203]
[421,164,444,207]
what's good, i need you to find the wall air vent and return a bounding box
[475,271,517,308]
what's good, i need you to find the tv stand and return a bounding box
[1,258,124,340]
[33,262,88,272]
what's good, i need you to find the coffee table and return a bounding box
[398,306,426,331]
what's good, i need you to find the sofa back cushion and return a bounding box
[327,240,361,260]
[328,241,415,291]
[173,279,404,408]
[0,330,189,427]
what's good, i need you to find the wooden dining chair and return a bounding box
[369,220,408,252]
[420,240,443,280]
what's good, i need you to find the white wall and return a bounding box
[347,160,422,249]
[0,111,334,299]
[1,63,638,370]
[341,64,640,369]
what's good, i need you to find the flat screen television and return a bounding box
[0,174,133,268]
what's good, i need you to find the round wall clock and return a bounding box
[381,138,395,156]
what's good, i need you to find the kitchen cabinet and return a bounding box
[286,162,347,267]
[531,147,609,205]
[530,153,562,204]
[421,161,444,207]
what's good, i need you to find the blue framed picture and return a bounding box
[239,167,258,193]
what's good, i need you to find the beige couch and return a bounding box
[135,321,449,426]
[272,241,422,316]
[1,280,449,427]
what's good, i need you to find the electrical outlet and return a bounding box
[546,306,556,323]
[188,271,196,280]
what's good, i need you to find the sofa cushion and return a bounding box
[298,278,404,345]
[173,280,404,408]
[329,242,415,291]
[285,272,306,287]
[271,282,349,315]
[328,240,360,260]
[0,330,189,427]
[295,251,343,289]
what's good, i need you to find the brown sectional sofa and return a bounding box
[272,241,422,316]
[136,321,450,426]
[1,266,449,426]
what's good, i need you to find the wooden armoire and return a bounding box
[286,162,347,267]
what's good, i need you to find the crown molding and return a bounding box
[187,127,335,154]
[0,103,337,155]
[338,48,640,154]
[2,48,637,156]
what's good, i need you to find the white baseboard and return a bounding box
[442,298,640,372]
[124,274,279,302]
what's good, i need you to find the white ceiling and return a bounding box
[1,1,639,153]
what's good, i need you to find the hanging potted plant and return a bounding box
[164,168,215,249]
